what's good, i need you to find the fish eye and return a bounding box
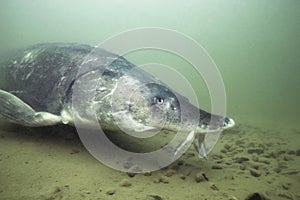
[155,97,164,105]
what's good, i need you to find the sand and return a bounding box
[0,122,299,200]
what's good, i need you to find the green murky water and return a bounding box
[1,0,299,128]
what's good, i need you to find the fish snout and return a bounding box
[223,117,235,130]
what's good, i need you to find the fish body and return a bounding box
[0,43,235,158]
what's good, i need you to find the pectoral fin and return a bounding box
[0,90,61,127]
[173,130,195,159]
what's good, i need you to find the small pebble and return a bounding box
[211,165,223,170]
[159,175,169,184]
[239,165,246,170]
[234,156,249,163]
[70,149,80,154]
[229,196,239,200]
[248,148,264,154]
[177,160,184,166]
[144,172,152,176]
[106,188,116,195]
[146,194,163,200]
[283,156,293,161]
[202,172,209,181]
[250,169,261,177]
[211,154,223,160]
[285,170,299,175]
[220,149,227,153]
[179,174,186,180]
[278,150,286,154]
[287,150,295,155]
[184,162,194,167]
[235,140,245,146]
[264,151,277,159]
[282,183,291,190]
[53,186,61,193]
[296,149,300,156]
[278,162,288,169]
[248,161,260,169]
[224,144,232,150]
[252,155,259,162]
[247,142,256,148]
[127,172,137,178]
[210,184,219,191]
[195,173,205,183]
[171,165,180,171]
[154,176,170,184]
[164,169,176,177]
[245,192,269,200]
[274,167,281,173]
[119,179,132,187]
[257,158,270,164]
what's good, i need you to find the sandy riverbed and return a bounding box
[0,121,299,200]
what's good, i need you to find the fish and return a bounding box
[0,43,235,160]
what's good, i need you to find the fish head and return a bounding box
[110,75,235,154]
[109,78,182,137]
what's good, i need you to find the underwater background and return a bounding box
[0,0,299,199]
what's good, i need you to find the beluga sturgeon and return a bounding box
[0,43,235,161]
